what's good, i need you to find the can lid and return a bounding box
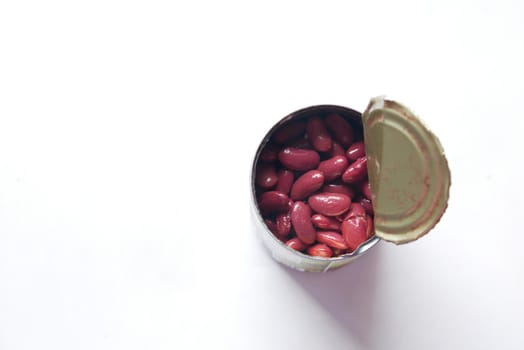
[362,97,451,244]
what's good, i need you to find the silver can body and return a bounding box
[250,105,380,272]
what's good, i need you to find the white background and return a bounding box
[1,1,523,349]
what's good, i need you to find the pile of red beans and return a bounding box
[255,112,374,258]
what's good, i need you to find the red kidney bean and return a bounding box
[285,237,308,251]
[311,214,341,231]
[365,215,374,238]
[318,156,348,182]
[316,231,348,250]
[290,170,324,200]
[322,183,355,199]
[287,136,313,149]
[259,143,280,162]
[307,243,333,258]
[359,180,372,199]
[278,147,320,171]
[332,248,347,256]
[342,216,368,251]
[258,191,290,216]
[275,169,294,195]
[346,141,366,161]
[327,141,346,158]
[360,197,374,215]
[290,201,316,244]
[256,163,278,189]
[272,121,306,144]
[276,212,292,237]
[308,192,351,217]
[342,156,367,183]
[306,116,332,152]
[325,113,354,147]
[343,202,366,220]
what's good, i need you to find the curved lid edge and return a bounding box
[363,96,451,244]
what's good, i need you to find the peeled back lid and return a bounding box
[362,97,451,244]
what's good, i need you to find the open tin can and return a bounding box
[250,97,451,272]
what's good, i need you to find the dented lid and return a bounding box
[362,97,451,244]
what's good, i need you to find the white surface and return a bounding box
[1,1,523,349]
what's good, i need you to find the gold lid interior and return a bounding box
[363,97,451,244]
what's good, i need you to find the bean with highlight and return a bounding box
[342,156,367,183]
[322,183,355,199]
[256,163,278,189]
[275,169,294,195]
[306,116,332,152]
[318,156,348,182]
[342,216,368,251]
[346,141,365,161]
[276,212,292,237]
[290,201,317,245]
[307,244,333,258]
[343,202,367,220]
[360,197,374,215]
[328,141,346,158]
[285,237,308,251]
[278,147,320,171]
[311,214,341,231]
[308,192,351,217]
[317,231,348,250]
[290,170,324,200]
